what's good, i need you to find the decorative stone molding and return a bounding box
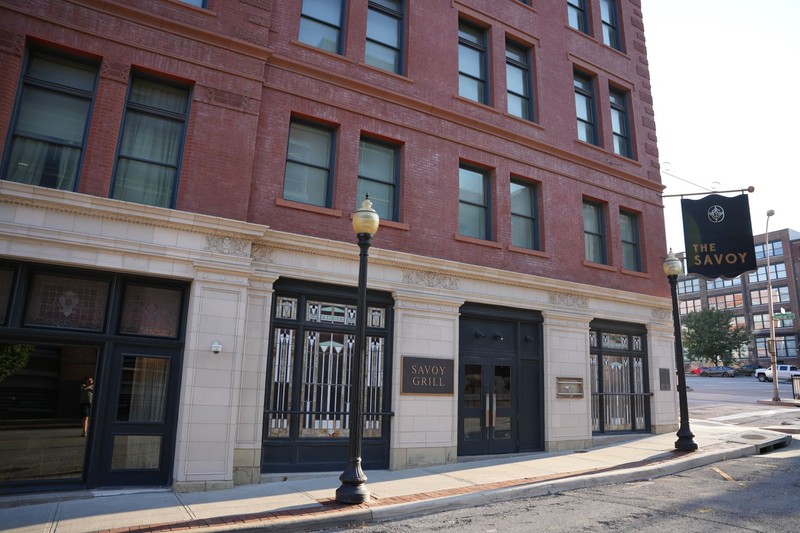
[401,270,459,290]
[251,244,274,264]
[204,236,250,257]
[548,291,589,309]
[651,308,672,321]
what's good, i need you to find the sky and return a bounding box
[639,0,800,254]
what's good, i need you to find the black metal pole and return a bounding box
[668,273,698,452]
[336,232,372,504]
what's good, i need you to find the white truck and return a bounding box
[754,364,800,382]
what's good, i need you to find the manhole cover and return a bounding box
[740,434,767,440]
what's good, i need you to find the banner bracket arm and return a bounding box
[662,186,755,199]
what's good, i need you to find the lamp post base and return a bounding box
[675,425,698,452]
[335,471,370,504]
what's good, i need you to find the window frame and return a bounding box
[357,136,400,222]
[505,40,534,121]
[458,163,492,240]
[609,87,632,158]
[583,200,607,264]
[600,0,622,50]
[299,0,346,54]
[619,210,641,271]
[283,118,337,208]
[365,0,405,75]
[458,20,489,105]
[110,72,191,209]
[1,48,99,192]
[510,178,540,250]
[574,71,598,145]
[568,0,590,34]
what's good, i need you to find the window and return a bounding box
[357,138,398,221]
[707,294,743,310]
[731,316,746,329]
[609,88,631,157]
[707,277,742,290]
[2,50,98,191]
[679,299,702,315]
[111,75,190,208]
[178,0,206,7]
[299,0,344,54]
[366,0,404,74]
[750,286,790,306]
[756,336,798,358]
[574,72,597,145]
[600,0,621,50]
[583,200,606,264]
[619,211,640,271]
[510,179,539,249]
[748,263,787,283]
[755,240,784,259]
[506,41,533,121]
[459,164,490,240]
[753,313,793,330]
[677,278,700,294]
[458,21,488,104]
[283,120,335,208]
[568,0,589,34]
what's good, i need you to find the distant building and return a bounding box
[676,228,800,366]
[0,0,678,494]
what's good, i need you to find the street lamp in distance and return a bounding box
[663,249,698,452]
[336,195,380,504]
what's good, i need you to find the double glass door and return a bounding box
[459,356,515,456]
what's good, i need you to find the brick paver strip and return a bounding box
[100,450,683,533]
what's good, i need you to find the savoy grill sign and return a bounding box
[681,193,757,279]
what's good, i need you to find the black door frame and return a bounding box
[457,303,543,457]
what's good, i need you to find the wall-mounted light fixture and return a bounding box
[524,335,535,343]
[474,331,486,339]
[211,340,222,355]
[493,333,503,341]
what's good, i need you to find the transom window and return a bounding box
[2,49,98,191]
[459,164,490,240]
[283,120,335,208]
[299,0,344,54]
[458,21,489,104]
[366,0,404,74]
[111,75,190,208]
[357,138,399,221]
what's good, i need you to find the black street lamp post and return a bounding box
[663,250,698,452]
[336,195,380,504]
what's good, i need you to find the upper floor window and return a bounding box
[458,21,488,104]
[600,0,622,50]
[568,0,589,34]
[677,278,700,294]
[619,210,641,271]
[753,313,793,330]
[706,277,741,290]
[583,200,607,264]
[178,0,206,7]
[283,120,335,208]
[2,50,98,191]
[111,75,190,208]
[679,299,702,315]
[506,41,534,121]
[510,179,539,250]
[708,293,743,310]
[750,286,790,306]
[459,164,491,240]
[755,240,784,259]
[299,0,344,54]
[357,138,398,221]
[574,72,597,145]
[366,0,404,74]
[609,88,631,158]
[748,263,787,283]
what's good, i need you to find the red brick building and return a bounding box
[0,0,678,493]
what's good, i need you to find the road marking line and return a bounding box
[712,466,735,482]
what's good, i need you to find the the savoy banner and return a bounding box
[681,193,756,279]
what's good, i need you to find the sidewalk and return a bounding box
[1,418,794,533]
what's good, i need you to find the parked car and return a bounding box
[700,366,738,377]
[755,365,800,382]
[689,367,709,375]
[736,364,762,377]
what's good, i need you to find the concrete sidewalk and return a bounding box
[1,418,794,533]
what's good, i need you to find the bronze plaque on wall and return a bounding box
[401,356,454,395]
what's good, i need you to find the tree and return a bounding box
[0,344,33,382]
[681,309,750,366]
